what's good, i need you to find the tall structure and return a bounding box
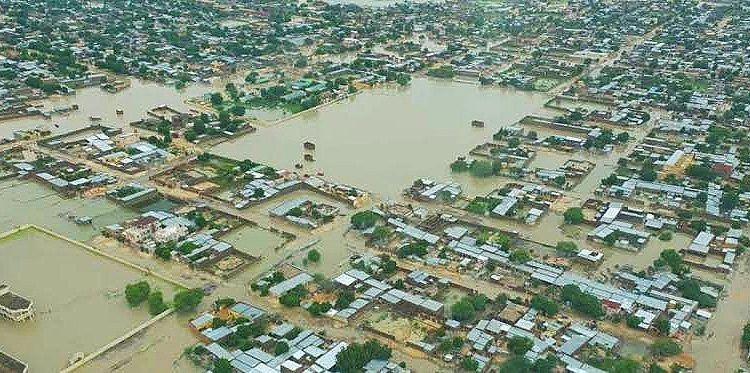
[0,284,34,322]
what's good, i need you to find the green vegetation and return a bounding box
[676,279,716,308]
[509,249,531,264]
[371,225,391,242]
[460,356,479,371]
[125,281,151,307]
[427,65,457,79]
[335,289,356,309]
[658,231,673,241]
[653,249,688,275]
[307,301,332,316]
[654,318,670,336]
[336,340,392,373]
[273,341,290,356]
[450,295,489,322]
[350,211,378,229]
[148,290,168,315]
[650,338,682,357]
[507,336,534,355]
[173,288,204,313]
[498,355,557,373]
[307,249,321,263]
[742,323,750,348]
[469,160,496,178]
[560,284,604,318]
[530,295,559,317]
[213,358,232,373]
[555,241,578,257]
[236,318,269,339]
[279,285,308,307]
[451,159,470,172]
[626,314,643,329]
[397,241,429,258]
[465,196,501,215]
[563,207,584,224]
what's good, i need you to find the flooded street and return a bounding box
[214,78,550,199]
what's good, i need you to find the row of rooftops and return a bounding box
[191,302,406,373]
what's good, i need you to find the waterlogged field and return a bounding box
[0,227,177,372]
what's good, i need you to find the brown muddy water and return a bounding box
[0,79,212,140]
[213,78,551,199]
[0,179,138,241]
[0,228,178,372]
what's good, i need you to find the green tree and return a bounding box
[560,284,604,318]
[653,318,670,335]
[460,356,479,372]
[148,290,168,315]
[450,299,477,322]
[563,208,584,224]
[173,288,204,313]
[335,290,356,309]
[555,241,578,257]
[626,315,643,329]
[350,211,378,229]
[307,249,321,263]
[125,281,151,307]
[210,92,224,106]
[507,336,533,355]
[531,295,559,317]
[214,358,232,373]
[470,160,495,177]
[274,341,290,355]
[650,338,681,357]
[336,340,392,373]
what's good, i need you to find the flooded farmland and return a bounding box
[214,78,551,199]
[0,227,177,372]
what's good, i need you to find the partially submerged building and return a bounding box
[0,284,34,322]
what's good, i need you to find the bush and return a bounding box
[742,323,750,349]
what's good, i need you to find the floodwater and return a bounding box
[0,228,177,372]
[221,225,286,259]
[230,190,359,277]
[0,79,212,140]
[214,78,550,199]
[0,179,138,242]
